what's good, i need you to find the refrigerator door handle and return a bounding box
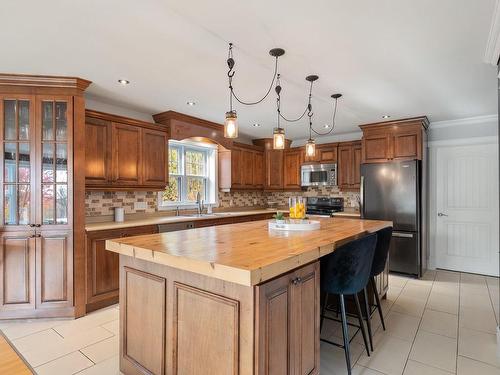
[392,232,414,238]
[360,175,364,219]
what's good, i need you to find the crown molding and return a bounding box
[429,115,498,129]
[428,135,498,147]
[0,73,91,91]
[292,131,362,147]
[485,0,500,65]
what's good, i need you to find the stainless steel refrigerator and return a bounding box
[360,160,426,277]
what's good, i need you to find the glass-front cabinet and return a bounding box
[0,95,74,316]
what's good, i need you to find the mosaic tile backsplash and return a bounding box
[86,187,360,217]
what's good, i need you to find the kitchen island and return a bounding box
[106,217,391,375]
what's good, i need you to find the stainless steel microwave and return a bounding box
[301,163,337,187]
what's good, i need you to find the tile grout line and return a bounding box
[485,277,499,326]
[78,349,96,365]
[400,271,436,375]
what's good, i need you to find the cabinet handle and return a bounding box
[29,224,41,227]
[30,234,41,238]
[291,277,302,285]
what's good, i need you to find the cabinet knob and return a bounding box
[291,277,302,285]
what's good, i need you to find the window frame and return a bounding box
[158,140,218,209]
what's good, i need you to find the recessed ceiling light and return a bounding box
[253,123,261,127]
[324,124,330,129]
[186,101,196,106]
[118,79,130,86]
[382,115,391,119]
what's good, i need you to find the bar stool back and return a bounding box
[320,233,377,375]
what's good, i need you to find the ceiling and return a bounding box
[1,0,498,140]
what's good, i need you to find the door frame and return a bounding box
[428,136,499,274]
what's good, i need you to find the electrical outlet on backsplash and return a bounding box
[85,187,360,217]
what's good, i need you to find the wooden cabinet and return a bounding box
[265,149,284,191]
[302,143,338,164]
[85,225,157,313]
[218,143,265,191]
[256,261,320,375]
[0,74,91,319]
[283,149,302,191]
[360,117,429,163]
[337,141,362,190]
[85,110,169,191]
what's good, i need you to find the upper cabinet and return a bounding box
[360,117,429,163]
[85,110,169,191]
[337,141,362,190]
[303,143,338,164]
[218,143,265,191]
[283,148,302,191]
[253,138,292,191]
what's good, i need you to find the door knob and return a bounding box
[437,212,448,217]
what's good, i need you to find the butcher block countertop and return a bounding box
[106,217,391,286]
[85,209,280,232]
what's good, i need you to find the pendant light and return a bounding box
[273,74,285,149]
[224,110,238,138]
[224,43,285,139]
[305,138,316,157]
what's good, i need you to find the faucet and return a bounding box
[196,192,205,215]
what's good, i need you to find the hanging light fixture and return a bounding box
[224,43,285,139]
[305,138,316,157]
[273,74,286,149]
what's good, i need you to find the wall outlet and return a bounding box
[134,202,147,210]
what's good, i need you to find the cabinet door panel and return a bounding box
[241,150,254,187]
[363,134,391,163]
[393,131,420,160]
[85,120,110,185]
[253,152,264,188]
[266,150,284,190]
[337,146,352,189]
[256,271,290,375]
[142,128,168,186]
[230,149,242,188]
[290,262,320,375]
[283,151,301,190]
[111,123,142,185]
[318,146,337,163]
[36,231,72,308]
[0,232,35,312]
[352,143,362,189]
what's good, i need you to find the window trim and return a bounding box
[158,140,218,210]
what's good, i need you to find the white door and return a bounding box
[435,143,499,276]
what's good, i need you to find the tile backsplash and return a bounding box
[86,187,360,217]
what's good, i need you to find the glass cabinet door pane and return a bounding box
[18,100,29,141]
[55,184,68,224]
[18,185,30,225]
[18,143,30,183]
[4,142,16,183]
[4,100,16,140]
[55,102,67,141]
[55,144,67,183]
[42,185,54,224]
[42,102,54,141]
[42,143,54,182]
[4,185,16,225]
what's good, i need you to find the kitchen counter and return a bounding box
[108,216,391,375]
[85,209,283,231]
[106,217,390,286]
[332,208,361,218]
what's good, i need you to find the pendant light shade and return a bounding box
[305,139,316,157]
[273,127,285,150]
[224,110,238,138]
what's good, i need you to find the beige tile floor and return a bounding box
[0,270,498,374]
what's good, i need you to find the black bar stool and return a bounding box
[363,226,393,352]
[320,233,377,375]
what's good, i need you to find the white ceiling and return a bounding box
[1,0,498,140]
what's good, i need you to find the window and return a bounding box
[158,140,217,208]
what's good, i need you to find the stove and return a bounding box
[306,197,344,217]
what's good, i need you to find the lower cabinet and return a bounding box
[85,225,157,313]
[255,261,320,375]
[0,230,73,319]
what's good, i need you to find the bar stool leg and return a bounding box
[371,276,386,331]
[353,293,370,357]
[339,294,352,375]
[363,288,374,352]
[320,293,329,332]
